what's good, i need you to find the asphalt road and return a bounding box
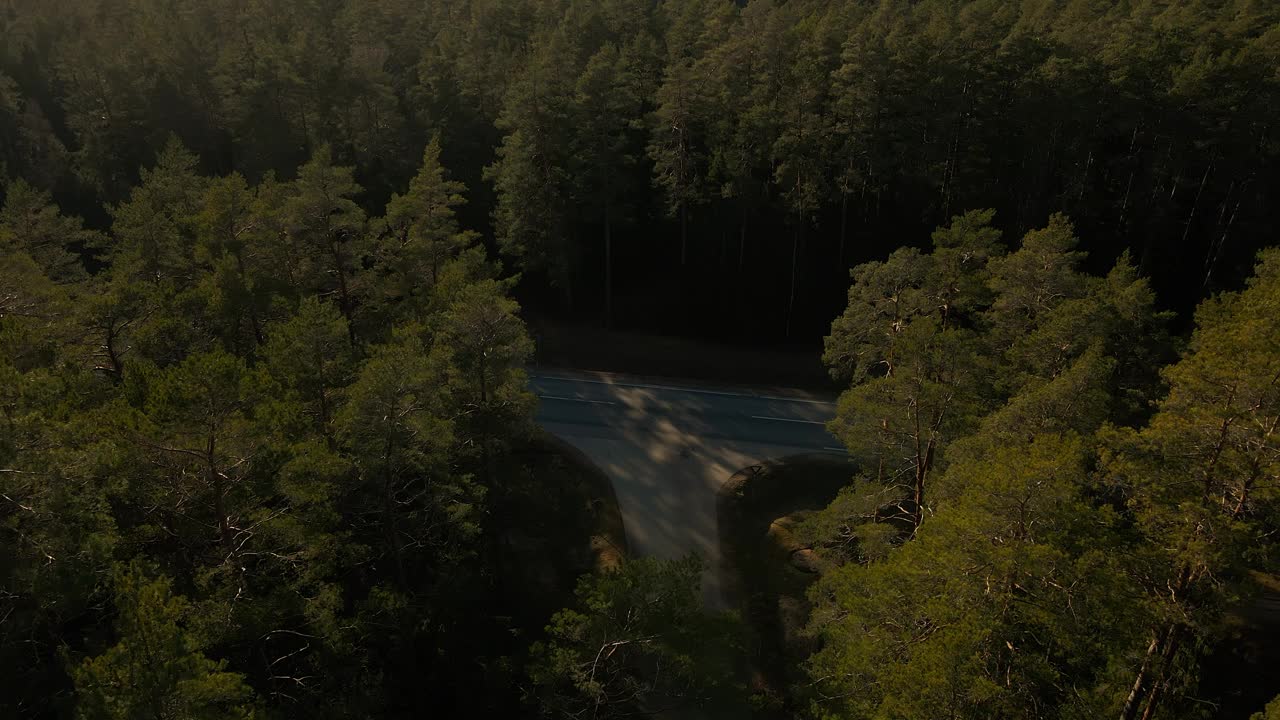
[529,370,842,608]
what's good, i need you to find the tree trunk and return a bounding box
[331,238,356,345]
[785,220,800,338]
[382,431,405,586]
[738,202,747,273]
[839,191,849,266]
[913,450,930,530]
[719,222,727,273]
[680,202,688,266]
[318,389,335,449]
[234,249,265,347]
[105,329,123,378]
[383,472,404,586]
[208,437,231,550]
[478,363,496,488]
[1139,624,1185,720]
[1119,633,1162,720]
[604,199,613,330]
[1121,564,1191,720]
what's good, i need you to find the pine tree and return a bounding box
[1103,249,1280,720]
[528,556,743,718]
[379,135,477,320]
[261,297,356,445]
[73,562,257,720]
[0,179,96,283]
[437,278,536,481]
[572,44,642,327]
[129,350,259,557]
[281,145,367,339]
[337,337,477,589]
[193,173,271,352]
[806,431,1141,720]
[109,137,207,286]
[823,210,1004,531]
[486,29,577,306]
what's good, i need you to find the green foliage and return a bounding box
[822,210,1004,530]
[192,172,274,353]
[337,337,473,559]
[437,279,537,450]
[281,145,367,332]
[379,136,477,319]
[1253,695,1280,720]
[1,2,1278,717]
[0,245,68,370]
[486,29,577,294]
[528,556,743,718]
[1098,249,1280,719]
[127,349,260,556]
[0,111,556,715]
[262,297,356,440]
[109,138,207,285]
[804,208,1199,717]
[73,562,257,720]
[0,354,119,717]
[0,179,96,282]
[806,433,1141,719]
[2,0,1276,341]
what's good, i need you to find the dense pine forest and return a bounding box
[3,0,1276,341]
[1,0,1279,718]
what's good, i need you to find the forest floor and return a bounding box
[527,315,836,392]
[716,455,855,716]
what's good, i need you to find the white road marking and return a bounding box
[538,394,616,406]
[824,446,847,452]
[529,374,836,405]
[750,414,827,425]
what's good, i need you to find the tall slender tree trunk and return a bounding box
[738,202,747,273]
[1121,624,1182,720]
[318,387,335,450]
[105,329,123,378]
[233,250,265,347]
[718,209,728,317]
[913,442,934,531]
[786,220,800,339]
[1121,565,1193,720]
[1120,633,1162,720]
[381,441,405,588]
[719,217,727,272]
[839,191,849,266]
[1139,624,1185,720]
[604,199,613,329]
[331,238,356,345]
[478,363,496,489]
[680,202,688,266]
[208,438,231,551]
[560,226,576,312]
[1205,185,1245,290]
[477,360,507,600]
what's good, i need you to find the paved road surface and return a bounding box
[530,370,842,608]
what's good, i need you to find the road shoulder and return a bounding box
[716,455,854,713]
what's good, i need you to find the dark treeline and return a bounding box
[2,0,1277,342]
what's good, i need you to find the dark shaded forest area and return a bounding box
[3,0,1276,343]
[2,1,1280,720]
